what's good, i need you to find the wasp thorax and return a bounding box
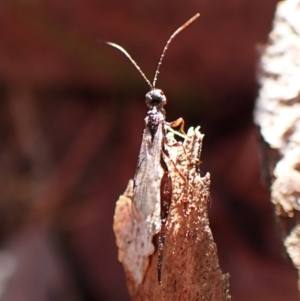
[145,89,167,108]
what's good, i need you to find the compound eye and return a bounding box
[145,92,152,108]
[145,89,167,108]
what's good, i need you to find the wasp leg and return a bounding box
[169,117,185,134]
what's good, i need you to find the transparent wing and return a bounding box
[132,124,164,221]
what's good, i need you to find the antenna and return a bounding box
[105,42,153,90]
[152,13,200,88]
[105,13,200,90]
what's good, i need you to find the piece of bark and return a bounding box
[113,127,230,300]
[254,0,300,292]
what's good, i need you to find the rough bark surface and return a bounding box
[113,127,230,300]
[254,0,300,292]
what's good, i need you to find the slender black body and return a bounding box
[106,13,200,285]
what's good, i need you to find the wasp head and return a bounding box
[145,89,167,109]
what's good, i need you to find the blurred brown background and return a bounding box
[0,0,298,300]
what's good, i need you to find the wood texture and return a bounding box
[254,0,300,292]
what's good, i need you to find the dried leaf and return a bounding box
[113,127,230,300]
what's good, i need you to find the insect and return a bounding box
[106,13,200,284]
